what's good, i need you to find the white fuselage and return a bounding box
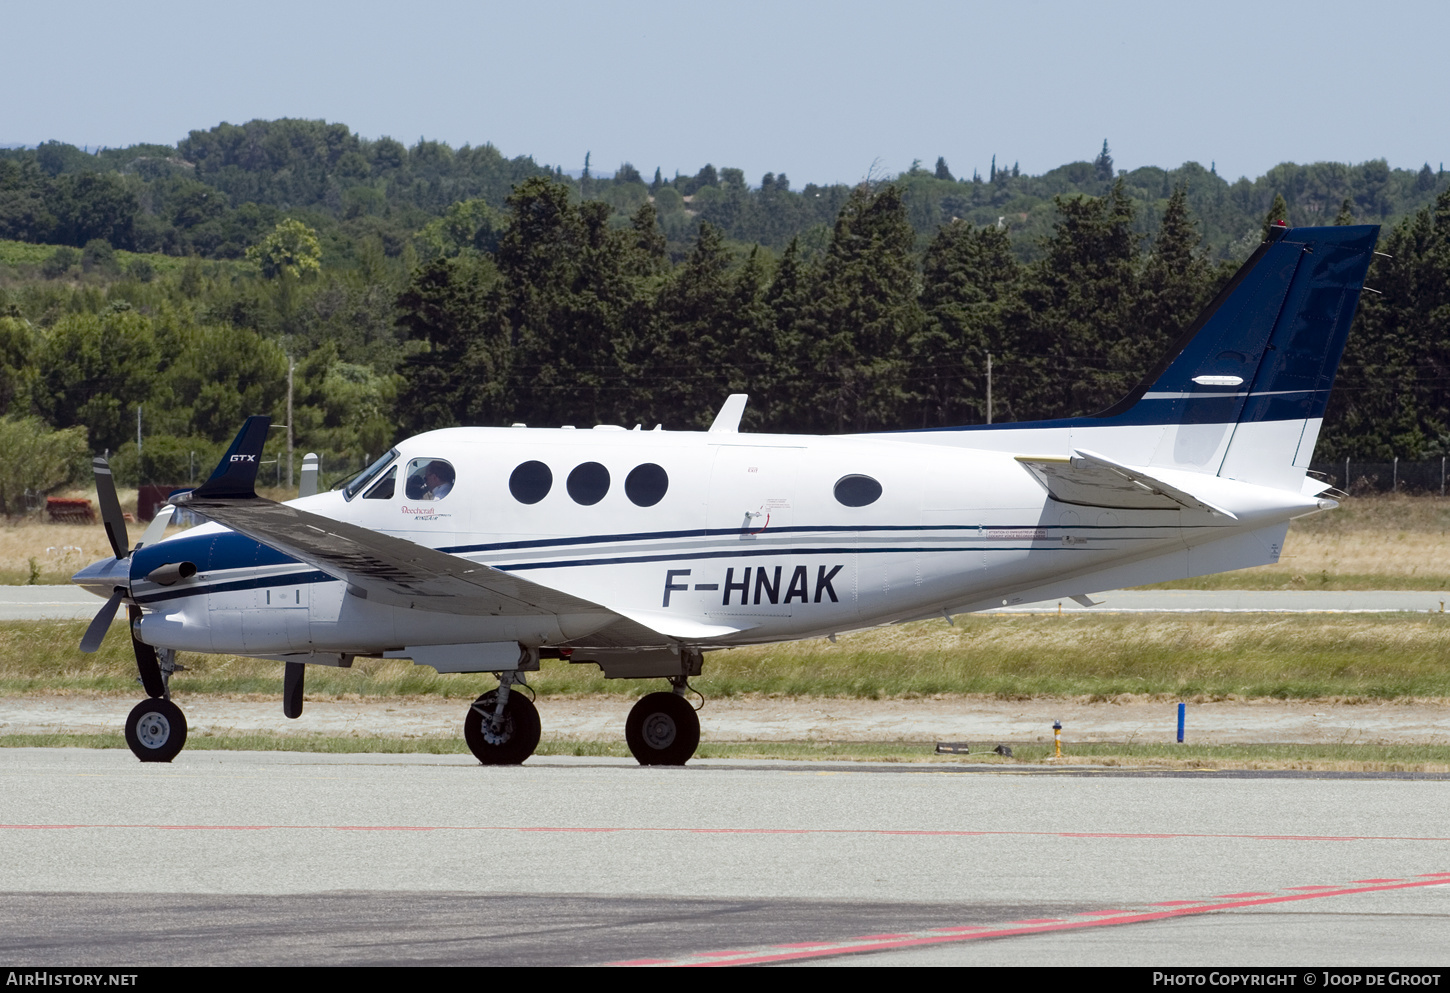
[130,422,1323,659]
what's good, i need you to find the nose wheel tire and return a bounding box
[124,698,188,763]
[463,690,541,765]
[625,692,700,766]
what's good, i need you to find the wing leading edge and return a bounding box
[172,417,757,645]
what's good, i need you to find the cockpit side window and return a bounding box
[405,458,456,500]
[343,448,399,500]
[362,466,397,500]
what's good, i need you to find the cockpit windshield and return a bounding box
[343,448,399,501]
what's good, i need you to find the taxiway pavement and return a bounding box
[1,748,1447,966]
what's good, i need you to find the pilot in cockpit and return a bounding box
[422,460,454,499]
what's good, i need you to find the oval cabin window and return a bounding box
[566,462,611,505]
[624,463,669,507]
[509,461,553,504]
[833,474,882,507]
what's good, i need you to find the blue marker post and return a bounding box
[1176,702,1186,743]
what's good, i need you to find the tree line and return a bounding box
[0,124,1448,500]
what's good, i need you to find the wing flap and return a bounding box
[1016,449,1237,519]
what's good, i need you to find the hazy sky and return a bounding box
[9,0,1447,186]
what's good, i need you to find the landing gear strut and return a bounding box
[125,617,190,762]
[463,672,541,765]
[625,676,700,766]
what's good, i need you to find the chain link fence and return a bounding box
[1308,459,1450,495]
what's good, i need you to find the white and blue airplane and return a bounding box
[73,222,1379,765]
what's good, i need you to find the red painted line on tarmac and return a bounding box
[661,876,1450,967]
[1076,909,1131,916]
[518,827,622,833]
[929,926,991,933]
[1005,918,1062,925]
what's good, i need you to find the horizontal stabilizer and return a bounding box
[1017,449,1236,519]
[190,415,271,500]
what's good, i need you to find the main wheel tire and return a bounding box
[625,692,700,766]
[463,690,541,765]
[124,698,187,763]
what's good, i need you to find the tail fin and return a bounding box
[1099,224,1378,489]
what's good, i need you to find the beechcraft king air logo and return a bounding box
[663,565,843,607]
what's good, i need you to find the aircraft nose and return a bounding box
[71,557,130,598]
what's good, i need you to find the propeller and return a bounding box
[78,457,174,699]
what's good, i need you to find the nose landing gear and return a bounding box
[124,697,188,763]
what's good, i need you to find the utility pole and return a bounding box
[286,356,295,489]
[986,352,993,425]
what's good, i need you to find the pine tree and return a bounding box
[1137,184,1213,374]
[796,185,923,432]
[1261,193,1289,239]
[915,222,1020,426]
[1094,141,1114,183]
[1319,189,1450,459]
[934,157,954,182]
[761,238,811,430]
[1334,198,1355,225]
[1015,178,1141,418]
[647,222,735,427]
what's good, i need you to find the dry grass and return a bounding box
[6,490,1450,587]
[0,484,294,583]
[9,612,1450,700]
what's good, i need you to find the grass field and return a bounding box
[3,491,1448,587]
[0,485,297,584]
[8,611,1450,700]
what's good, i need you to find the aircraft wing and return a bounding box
[177,494,611,616]
[1016,449,1236,518]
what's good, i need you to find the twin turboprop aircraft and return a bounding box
[73,222,1379,765]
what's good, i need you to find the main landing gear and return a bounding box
[124,644,188,763]
[461,669,704,767]
[625,677,701,766]
[464,673,541,765]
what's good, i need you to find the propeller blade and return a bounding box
[92,457,130,560]
[135,504,175,550]
[79,589,125,653]
[128,604,166,699]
